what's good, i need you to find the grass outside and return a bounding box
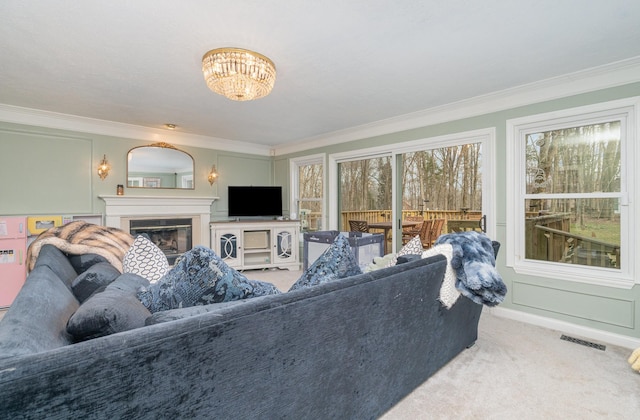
[570,218,620,245]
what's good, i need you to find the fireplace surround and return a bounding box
[99,196,217,253]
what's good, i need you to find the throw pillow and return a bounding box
[136,246,281,313]
[67,273,151,341]
[363,253,396,272]
[123,235,170,283]
[384,235,423,268]
[288,234,362,292]
[68,253,110,275]
[71,262,121,303]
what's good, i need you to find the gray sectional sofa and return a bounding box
[0,243,489,419]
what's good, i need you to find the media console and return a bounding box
[210,220,300,271]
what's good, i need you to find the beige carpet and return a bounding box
[244,268,640,419]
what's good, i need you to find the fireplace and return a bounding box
[99,195,218,254]
[129,218,192,264]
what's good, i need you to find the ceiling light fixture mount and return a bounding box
[202,47,276,101]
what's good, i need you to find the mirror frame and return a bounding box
[127,142,195,190]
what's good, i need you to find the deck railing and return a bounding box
[338,210,482,234]
[531,225,619,268]
[304,209,619,268]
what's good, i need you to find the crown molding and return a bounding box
[273,55,640,156]
[2,56,640,158]
[0,104,272,156]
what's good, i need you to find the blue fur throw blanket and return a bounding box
[434,231,506,306]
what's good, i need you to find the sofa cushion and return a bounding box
[32,244,78,287]
[122,235,170,283]
[67,273,151,341]
[136,246,281,313]
[146,299,250,325]
[0,266,79,358]
[68,253,110,274]
[71,262,121,303]
[288,234,362,291]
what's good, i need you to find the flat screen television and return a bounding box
[228,186,283,218]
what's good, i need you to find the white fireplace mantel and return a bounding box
[99,195,218,247]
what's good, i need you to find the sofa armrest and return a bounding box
[0,266,79,358]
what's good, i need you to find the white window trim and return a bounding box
[290,153,326,227]
[506,97,639,288]
[327,128,496,250]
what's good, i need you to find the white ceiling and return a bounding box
[1,1,640,151]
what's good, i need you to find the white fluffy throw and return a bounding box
[422,244,459,308]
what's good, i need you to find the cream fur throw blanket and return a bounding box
[26,221,134,273]
[422,244,459,308]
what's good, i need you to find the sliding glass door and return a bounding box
[329,129,495,253]
[401,142,485,245]
[336,155,392,253]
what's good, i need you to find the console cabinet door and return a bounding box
[215,228,242,268]
[272,226,297,265]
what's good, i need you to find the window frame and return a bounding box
[506,97,639,288]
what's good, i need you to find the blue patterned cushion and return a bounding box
[136,246,281,313]
[289,234,362,291]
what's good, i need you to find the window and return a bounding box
[507,98,638,287]
[290,154,325,232]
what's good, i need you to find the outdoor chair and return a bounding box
[348,220,370,233]
[417,219,434,248]
[422,218,445,248]
[402,216,424,244]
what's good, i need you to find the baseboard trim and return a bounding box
[488,307,640,350]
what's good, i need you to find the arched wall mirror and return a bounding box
[127,142,195,189]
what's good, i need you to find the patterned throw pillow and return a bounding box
[385,235,424,268]
[136,246,281,313]
[123,235,170,283]
[288,234,362,292]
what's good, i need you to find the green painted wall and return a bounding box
[275,82,640,340]
[2,81,640,340]
[0,121,273,221]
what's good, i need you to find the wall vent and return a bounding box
[560,334,606,351]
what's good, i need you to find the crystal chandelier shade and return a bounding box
[202,48,276,101]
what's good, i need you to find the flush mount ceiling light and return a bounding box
[202,48,276,101]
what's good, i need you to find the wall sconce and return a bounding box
[97,154,111,180]
[208,165,219,185]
